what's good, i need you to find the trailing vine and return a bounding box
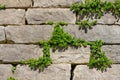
[21,22,112,71]
[88,40,112,71]
[71,0,120,23]
[0,4,5,9]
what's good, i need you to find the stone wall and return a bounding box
[0,0,120,80]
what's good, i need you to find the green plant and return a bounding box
[0,4,5,9]
[21,43,52,71]
[88,40,112,71]
[7,77,17,80]
[77,19,97,30]
[22,21,112,71]
[11,65,17,73]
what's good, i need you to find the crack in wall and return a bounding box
[70,64,76,80]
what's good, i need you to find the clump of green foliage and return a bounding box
[21,22,112,71]
[21,43,52,71]
[71,0,120,18]
[7,77,17,80]
[0,4,5,9]
[77,19,97,30]
[88,40,112,71]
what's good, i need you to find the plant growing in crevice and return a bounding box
[88,40,112,71]
[0,4,5,9]
[11,64,17,73]
[21,42,52,71]
[7,77,17,80]
[77,19,97,33]
[71,0,120,23]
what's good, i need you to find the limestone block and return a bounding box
[0,64,13,80]
[34,0,81,7]
[14,64,71,80]
[51,47,90,64]
[5,25,53,43]
[26,8,76,24]
[73,65,120,80]
[0,44,42,62]
[0,0,32,7]
[0,9,25,25]
[64,25,120,43]
[0,26,5,43]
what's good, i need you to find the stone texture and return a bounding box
[0,0,32,7]
[34,0,81,7]
[5,25,53,43]
[97,13,118,24]
[73,65,120,80]
[0,64,13,80]
[0,44,42,62]
[64,25,120,43]
[102,45,120,63]
[26,8,76,24]
[14,64,71,80]
[51,47,90,64]
[0,9,25,25]
[0,26,5,43]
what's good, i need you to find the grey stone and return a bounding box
[14,64,71,80]
[102,45,120,63]
[51,47,90,64]
[64,25,120,43]
[0,0,32,7]
[0,26,5,43]
[5,25,53,43]
[0,44,42,62]
[0,9,25,25]
[34,0,81,7]
[73,65,120,80]
[0,64,13,80]
[26,8,76,24]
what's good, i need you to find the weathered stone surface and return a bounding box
[64,25,120,43]
[0,64,13,80]
[51,47,90,64]
[5,25,53,43]
[34,0,81,7]
[14,64,71,80]
[102,45,120,63]
[26,8,76,24]
[0,0,32,7]
[73,65,120,80]
[0,26,5,43]
[0,9,25,25]
[0,44,42,62]
[97,13,118,24]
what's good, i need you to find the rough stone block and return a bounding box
[34,0,81,7]
[73,65,120,80]
[64,25,120,43]
[0,64,13,80]
[51,47,90,64]
[102,45,120,63]
[5,25,53,43]
[0,44,42,62]
[14,64,71,80]
[26,8,76,24]
[0,9,25,25]
[0,0,32,7]
[0,26,5,43]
